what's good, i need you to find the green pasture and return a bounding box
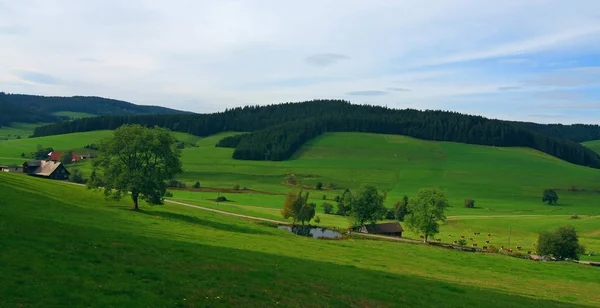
[2,130,599,262]
[0,122,48,140]
[2,172,599,307]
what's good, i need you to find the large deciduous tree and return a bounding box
[542,189,559,205]
[344,186,387,227]
[406,188,450,243]
[282,190,311,225]
[88,124,182,210]
[538,226,585,260]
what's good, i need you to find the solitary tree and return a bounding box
[406,188,450,243]
[538,226,585,260]
[542,189,559,205]
[316,182,323,190]
[344,186,387,227]
[88,124,182,210]
[281,190,309,224]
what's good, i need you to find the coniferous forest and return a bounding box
[32,100,600,168]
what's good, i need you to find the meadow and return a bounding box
[0,122,47,140]
[1,130,599,260]
[1,172,599,307]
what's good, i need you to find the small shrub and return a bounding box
[322,202,334,214]
[233,184,240,191]
[570,214,580,219]
[216,196,227,202]
[314,216,321,224]
[457,239,467,247]
[487,245,499,253]
[322,194,327,200]
[164,191,173,197]
[68,169,85,184]
[316,182,323,190]
[168,179,186,188]
[334,196,341,202]
[464,198,475,208]
[192,181,201,188]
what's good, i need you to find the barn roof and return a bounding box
[32,161,66,176]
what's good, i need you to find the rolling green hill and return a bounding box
[2,131,599,259]
[583,140,600,155]
[1,172,599,307]
[33,100,600,169]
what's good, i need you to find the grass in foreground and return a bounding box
[1,172,599,307]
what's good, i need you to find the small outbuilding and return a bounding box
[0,165,23,173]
[23,160,70,180]
[360,222,404,237]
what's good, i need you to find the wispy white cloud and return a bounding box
[0,0,599,124]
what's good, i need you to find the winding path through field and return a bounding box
[165,199,292,225]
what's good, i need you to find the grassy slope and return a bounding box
[2,131,598,258]
[0,122,48,140]
[176,132,600,214]
[583,140,600,155]
[1,172,599,307]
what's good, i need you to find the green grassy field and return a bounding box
[1,131,599,260]
[0,122,48,140]
[583,140,600,155]
[1,172,599,307]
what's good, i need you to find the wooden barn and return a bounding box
[23,160,70,180]
[360,222,404,237]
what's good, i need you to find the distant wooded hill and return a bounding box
[32,99,600,169]
[0,92,191,126]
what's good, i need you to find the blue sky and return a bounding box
[0,0,599,124]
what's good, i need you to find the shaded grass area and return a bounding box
[1,172,600,307]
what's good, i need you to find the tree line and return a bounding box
[32,99,600,169]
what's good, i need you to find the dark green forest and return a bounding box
[0,92,190,126]
[0,97,65,126]
[509,121,600,143]
[31,99,600,168]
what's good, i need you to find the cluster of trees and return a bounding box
[538,226,585,260]
[31,100,600,169]
[313,186,450,243]
[510,121,600,143]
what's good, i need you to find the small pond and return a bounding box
[278,225,343,239]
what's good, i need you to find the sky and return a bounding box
[1,1,600,124]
